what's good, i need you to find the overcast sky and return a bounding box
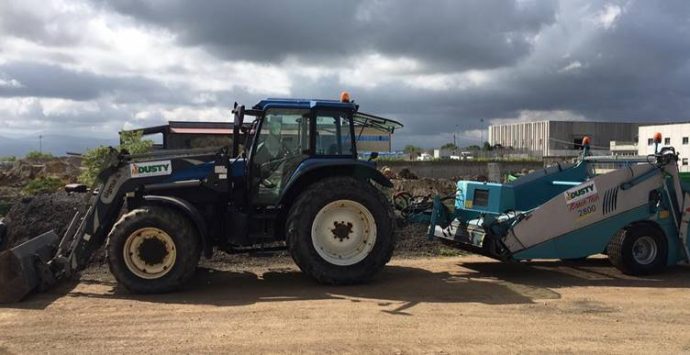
[1,0,689,149]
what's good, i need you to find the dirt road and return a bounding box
[2,255,690,353]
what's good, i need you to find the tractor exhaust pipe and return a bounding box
[0,231,59,303]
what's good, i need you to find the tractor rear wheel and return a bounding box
[107,206,201,293]
[607,224,667,275]
[287,176,394,284]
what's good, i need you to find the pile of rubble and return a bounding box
[0,157,81,188]
[0,157,82,218]
[2,192,89,250]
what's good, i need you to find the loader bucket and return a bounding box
[0,231,59,303]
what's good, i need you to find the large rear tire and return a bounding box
[107,206,201,293]
[287,177,394,284]
[607,224,667,275]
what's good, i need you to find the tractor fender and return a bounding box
[278,159,392,208]
[141,195,211,258]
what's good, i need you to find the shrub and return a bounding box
[78,130,153,186]
[22,177,64,195]
[25,151,54,160]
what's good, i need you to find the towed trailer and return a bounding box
[429,134,690,275]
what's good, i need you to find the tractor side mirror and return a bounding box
[368,152,379,161]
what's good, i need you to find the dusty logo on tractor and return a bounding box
[564,181,597,204]
[130,160,172,178]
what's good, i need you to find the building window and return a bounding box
[648,138,654,146]
[683,137,688,145]
[683,158,688,166]
[665,137,671,145]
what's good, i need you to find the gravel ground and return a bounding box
[3,255,690,353]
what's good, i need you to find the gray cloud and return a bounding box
[1,0,690,151]
[0,61,202,105]
[101,0,558,71]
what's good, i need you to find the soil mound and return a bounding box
[3,192,89,249]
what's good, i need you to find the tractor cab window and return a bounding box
[315,112,354,156]
[251,109,310,205]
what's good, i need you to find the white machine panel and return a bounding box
[503,163,663,252]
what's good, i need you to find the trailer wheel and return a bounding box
[286,176,394,285]
[607,224,667,275]
[107,206,201,293]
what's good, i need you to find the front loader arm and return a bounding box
[53,168,129,276]
[1,147,221,303]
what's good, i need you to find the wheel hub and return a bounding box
[632,236,657,265]
[123,227,177,279]
[137,237,168,266]
[311,200,377,266]
[331,221,353,242]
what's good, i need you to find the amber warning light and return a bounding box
[654,132,662,144]
[340,91,350,103]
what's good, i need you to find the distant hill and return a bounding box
[0,134,118,157]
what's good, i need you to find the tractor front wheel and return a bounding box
[287,177,394,284]
[607,224,667,275]
[107,206,201,293]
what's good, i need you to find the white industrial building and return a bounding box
[488,120,646,157]
[638,123,690,172]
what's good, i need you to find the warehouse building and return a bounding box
[488,121,645,157]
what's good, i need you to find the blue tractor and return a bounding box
[0,94,403,302]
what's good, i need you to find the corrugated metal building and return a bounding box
[488,121,645,157]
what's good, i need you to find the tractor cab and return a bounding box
[232,93,402,206]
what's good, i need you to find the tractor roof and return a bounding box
[253,98,358,111]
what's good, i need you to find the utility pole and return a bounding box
[480,119,485,146]
[39,135,43,153]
